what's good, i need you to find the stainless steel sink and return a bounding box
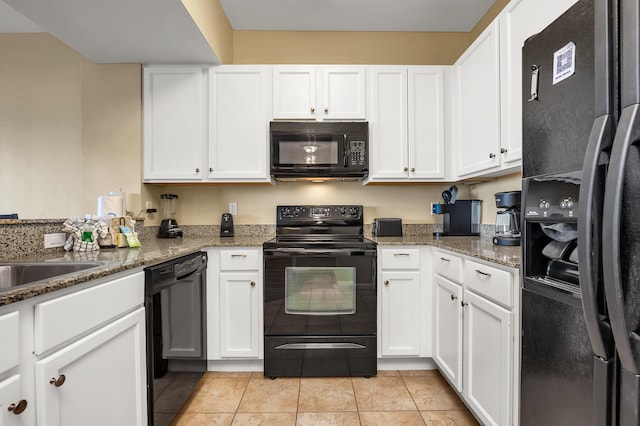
[0,261,109,290]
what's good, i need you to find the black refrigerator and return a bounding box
[521,0,640,424]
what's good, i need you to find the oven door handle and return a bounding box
[275,343,366,350]
[264,248,375,256]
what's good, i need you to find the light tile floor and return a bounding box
[169,370,480,425]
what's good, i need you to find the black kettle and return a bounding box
[220,213,234,237]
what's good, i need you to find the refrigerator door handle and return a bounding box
[603,104,640,374]
[579,114,615,360]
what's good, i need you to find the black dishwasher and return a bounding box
[144,251,207,426]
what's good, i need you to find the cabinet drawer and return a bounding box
[220,249,260,271]
[34,271,144,355]
[0,312,19,374]
[380,248,420,269]
[433,250,463,283]
[464,260,513,308]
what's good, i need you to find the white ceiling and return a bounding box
[0,0,496,63]
[220,0,496,32]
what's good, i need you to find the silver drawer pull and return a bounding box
[440,257,451,262]
[475,269,492,277]
[393,253,410,256]
[231,254,248,258]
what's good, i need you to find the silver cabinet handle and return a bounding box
[440,257,451,262]
[393,253,410,256]
[489,153,496,159]
[195,168,200,173]
[475,269,492,277]
[311,107,315,113]
[411,167,415,172]
[324,107,329,113]
[231,254,248,258]
[500,148,507,154]
[384,280,389,286]
[250,281,256,287]
[403,167,408,172]
[461,301,468,307]
[450,294,458,301]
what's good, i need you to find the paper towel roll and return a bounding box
[97,195,124,218]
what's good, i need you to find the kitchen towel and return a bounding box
[63,216,109,252]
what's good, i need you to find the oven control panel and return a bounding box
[277,205,362,221]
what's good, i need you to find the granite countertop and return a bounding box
[372,235,521,269]
[0,232,520,307]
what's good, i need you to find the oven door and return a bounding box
[263,248,377,336]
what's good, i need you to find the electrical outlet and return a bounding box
[229,202,238,215]
[44,233,66,249]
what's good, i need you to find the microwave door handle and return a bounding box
[343,134,348,167]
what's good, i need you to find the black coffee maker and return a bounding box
[493,191,521,246]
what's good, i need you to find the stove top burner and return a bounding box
[266,205,374,250]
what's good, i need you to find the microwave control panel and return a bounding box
[350,140,366,165]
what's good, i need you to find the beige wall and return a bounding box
[0,33,142,219]
[144,182,475,226]
[233,31,472,65]
[182,0,233,64]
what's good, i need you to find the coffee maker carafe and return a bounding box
[493,191,521,246]
[157,194,183,238]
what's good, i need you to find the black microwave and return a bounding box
[270,121,368,181]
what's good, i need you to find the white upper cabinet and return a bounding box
[209,66,272,182]
[272,65,366,120]
[454,21,502,178]
[368,66,408,180]
[143,67,206,182]
[499,0,579,166]
[368,66,446,182]
[408,67,446,179]
[272,66,316,120]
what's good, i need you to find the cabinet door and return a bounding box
[0,375,26,426]
[408,66,446,179]
[35,308,146,426]
[143,67,205,181]
[368,67,409,180]
[499,0,578,166]
[219,272,261,358]
[463,290,513,426]
[322,66,366,120]
[432,275,463,391]
[160,270,205,358]
[455,21,501,177]
[380,270,421,356]
[209,66,271,181]
[273,66,316,119]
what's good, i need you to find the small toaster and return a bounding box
[373,218,403,237]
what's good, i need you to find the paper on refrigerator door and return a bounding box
[553,42,576,85]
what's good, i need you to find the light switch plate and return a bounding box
[229,202,238,216]
[44,233,66,248]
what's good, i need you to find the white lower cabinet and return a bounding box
[35,308,146,426]
[0,270,147,426]
[463,290,512,426]
[378,247,430,358]
[432,275,463,391]
[219,272,261,358]
[0,375,24,426]
[432,249,519,426]
[208,248,263,360]
[380,270,421,356]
